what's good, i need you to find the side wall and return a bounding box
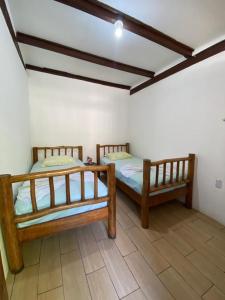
[129,52,225,225]
[0,11,31,275]
[28,71,129,160]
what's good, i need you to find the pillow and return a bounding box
[106,152,132,161]
[42,155,75,167]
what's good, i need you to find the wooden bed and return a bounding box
[0,146,116,274]
[96,143,195,229]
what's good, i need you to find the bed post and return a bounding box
[126,143,130,153]
[185,153,195,209]
[32,147,38,164]
[107,163,116,238]
[141,159,151,228]
[0,175,23,273]
[78,146,83,161]
[96,144,100,165]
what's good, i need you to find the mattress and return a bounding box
[101,156,186,196]
[15,160,108,228]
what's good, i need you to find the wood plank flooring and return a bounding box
[7,190,225,300]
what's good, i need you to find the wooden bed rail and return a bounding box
[33,145,83,164]
[142,154,195,193]
[0,163,116,273]
[96,143,129,164]
[9,165,113,224]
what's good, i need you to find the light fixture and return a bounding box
[114,20,123,38]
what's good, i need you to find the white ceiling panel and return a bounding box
[8,0,181,73]
[101,0,225,50]
[7,0,225,88]
[20,44,145,86]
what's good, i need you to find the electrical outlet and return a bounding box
[215,179,223,189]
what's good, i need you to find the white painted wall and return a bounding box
[28,71,129,161]
[0,11,31,275]
[129,51,225,225]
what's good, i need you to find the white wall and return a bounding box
[129,51,225,225]
[0,11,31,275]
[28,71,129,161]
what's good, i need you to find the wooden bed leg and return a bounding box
[141,201,149,228]
[141,159,151,228]
[0,175,24,273]
[107,164,116,238]
[185,154,195,209]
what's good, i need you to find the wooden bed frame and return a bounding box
[96,143,195,229]
[0,146,116,274]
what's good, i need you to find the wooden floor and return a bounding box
[7,190,225,300]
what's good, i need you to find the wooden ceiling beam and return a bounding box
[17,32,154,78]
[130,39,225,95]
[26,64,131,90]
[0,0,25,68]
[55,0,193,57]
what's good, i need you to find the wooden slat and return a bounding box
[155,165,159,187]
[94,172,98,199]
[170,162,174,184]
[176,161,180,182]
[11,164,109,183]
[44,149,47,158]
[80,172,85,200]
[18,207,108,243]
[30,180,37,212]
[151,157,190,166]
[65,174,70,204]
[182,160,185,180]
[51,148,53,156]
[163,163,166,185]
[49,177,55,208]
[15,197,109,224]
[150,181,189,193]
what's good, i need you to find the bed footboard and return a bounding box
[141,153,195,228]
[0,164,116,273]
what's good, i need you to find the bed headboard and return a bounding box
[96,143,129,165]
[32,146,83,164]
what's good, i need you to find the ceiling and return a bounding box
[7,0,225,88]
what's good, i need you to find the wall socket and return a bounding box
[215,179,223,189]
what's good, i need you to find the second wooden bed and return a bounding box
[97,143,195,228]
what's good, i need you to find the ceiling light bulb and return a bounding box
[114,20,123,38]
